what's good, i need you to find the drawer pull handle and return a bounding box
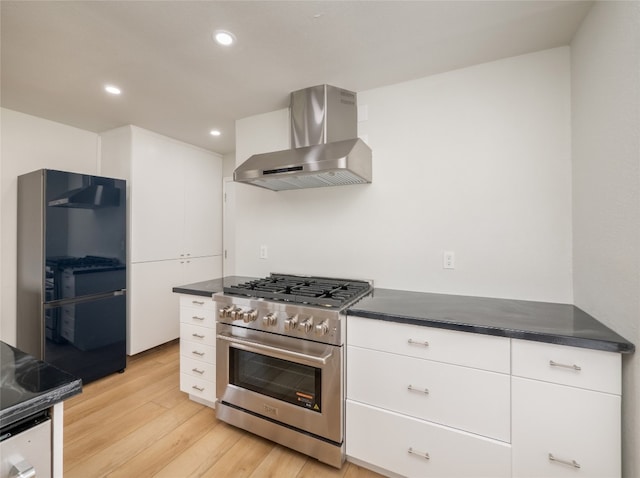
[192,350,205,356]
[192,316,205,321]
[192,333,205,339]
[407,384,429,395]
[548,453,581,469]
[192,385,205,392]
[408,447,430,460]
[192,367,205,374]
[408,338,429,347]
[549,360,581,371]
[192,300,205,305]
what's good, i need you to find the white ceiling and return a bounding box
[1,1,593,155]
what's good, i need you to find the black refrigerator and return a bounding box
[17,169,127,384]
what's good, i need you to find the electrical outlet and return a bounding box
[443,251,455,269]
[260,245,268,260]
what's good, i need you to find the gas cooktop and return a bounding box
[222,273,372,308]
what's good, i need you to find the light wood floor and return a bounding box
[63,340,385,478]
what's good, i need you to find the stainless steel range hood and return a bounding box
[234,85,372,191]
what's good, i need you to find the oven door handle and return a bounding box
[217,333,332,366]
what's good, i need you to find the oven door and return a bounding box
[216,323,343,443]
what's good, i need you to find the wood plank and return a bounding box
[64,369,179,443]
[153,421,244,478]
[296,458,349,478]
[247,444,307,478]
[64,401,166,469]
[107,407,218,477]
[64,398,203,477]
[64,358,179,426]
[199,433,274,477]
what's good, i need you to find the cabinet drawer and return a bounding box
[346,401,510,478]
[512,339,621,394]
[512,377,620,478]
[347,346,510,442]
[180,373,215,402]
[180,322,215,346]
[180,295,215,311]
[180,340,215,363]
[180,306,215,328]
[347,316,509,373]
[181,356,216,381]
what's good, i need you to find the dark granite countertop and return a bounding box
[172,276,257,297]
[1,341,82,429]
[173,276,634,354]
[348,288,635,354]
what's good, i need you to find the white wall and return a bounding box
[571,2,640,477]
[0,108,100,345]
[222,152,236,179]
[234,47,573,303]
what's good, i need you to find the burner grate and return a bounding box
[223,274,371,308]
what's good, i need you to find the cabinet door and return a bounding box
[347,345,510,442]
[181,255,222,284]
[130,132,185,263]
[347,316,510,373]
[129,260,182,354]
[347,401,511,478]
[512,377,620,478]
[183,149,222,258]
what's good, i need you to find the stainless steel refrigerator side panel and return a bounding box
[17,169,45,359]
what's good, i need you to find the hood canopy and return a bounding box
[234,85,372,191]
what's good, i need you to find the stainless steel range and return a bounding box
[214,273,372,468]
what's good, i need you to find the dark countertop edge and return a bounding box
[0,378,82,429]
[171,286,213,297]
[347,310,635,354]
[172,276,258,298]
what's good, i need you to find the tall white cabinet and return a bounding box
[101,125,223,354]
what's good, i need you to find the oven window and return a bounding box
[230,348,322,412]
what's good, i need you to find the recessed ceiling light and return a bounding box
[210,129,221,137]
[213,30,235,46]
[104,85,121,95]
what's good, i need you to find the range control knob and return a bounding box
[218,306,233,319]
[229,307,242,320]
[263,313,277,326]
[301,318,314,333]
[284,315,298,331]
[314,320,330,336]
[242,309,258,323]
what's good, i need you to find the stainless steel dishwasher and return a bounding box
[0,410,52,478]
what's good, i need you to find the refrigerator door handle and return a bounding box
[44,289,126,308]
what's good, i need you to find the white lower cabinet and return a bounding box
[346,316,511,477]
[347,401,511,478]
[346,318,624,478]
[129,256,221,355]
[512,377,620,478]
[348,346,510,442]
[178,295,216,407]
[511,339,621,478]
